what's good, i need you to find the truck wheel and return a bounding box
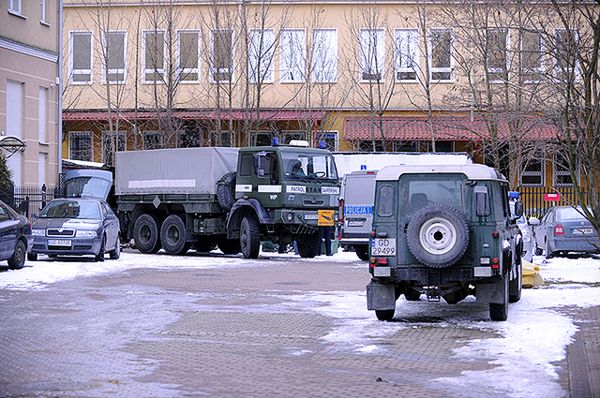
[355,246,370,261]
[160,215,188,255]
[217,172,236,210]
[240,215,260,259]
[297,232,319,258]
[8,240,26,270]
[218,239,240,255]
[489,278,509,321]
[406,204,469,268]
[375,309,395,321]
[133,214,161,254]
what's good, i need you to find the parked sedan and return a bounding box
[0,199,32,270]
[530,206,600,258]
[29,198,120,262]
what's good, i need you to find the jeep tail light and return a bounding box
[369,257,376,268]
[370,230,376,238]
[554,224,565,237]
[491,230,500,239]
[376,257,388,265]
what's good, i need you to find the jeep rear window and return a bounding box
[406,179,462,213]
[377,185,395,217]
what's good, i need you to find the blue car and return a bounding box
[0,199,32,270]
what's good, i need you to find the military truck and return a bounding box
[366,164,523,321]
[115,145,339,259]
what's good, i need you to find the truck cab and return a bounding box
[367,164,523,321]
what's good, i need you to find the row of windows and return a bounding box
[69,27,577,85]
[8,0,49,25]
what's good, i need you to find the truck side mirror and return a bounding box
[474,187,490,217]
[514,201,524,218]
[529,217,540,226]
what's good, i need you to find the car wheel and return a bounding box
[297,232,320,258]
[240,215,260,259]
[355,246,370,261]
[375,309,395,321]
[406,204,470,268]
[95,236,105,262]
[27,252,38,261]
[133,214,161,254]
[489,278,509,321]
[509,258,522,303]
[109,239,121,260]
[160,214,188,255]
[8,240,26,270]
[545,240,554,259]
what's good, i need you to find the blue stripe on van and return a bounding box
[344,205,373,215]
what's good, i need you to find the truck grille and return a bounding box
[47,229,76,238]
[302,199,325,207]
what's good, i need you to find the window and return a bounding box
[103,31,126,83]
[143,131,163,150]
[38,87,47,143]
[69,131,93,161]
[521,31,544,83]
[434,141,453,152]
[143,30,165,82]
[429,29,453,81]
[248,131,272,147]
[281,29,306,83]
[70,32,92,83]
[40,0,47,23]
[520,151,544,186]
[554,29,578,82]
[102,131,126,166]
[8,0,21,14]
[554,152,578,186]
[211,30,233,82]
[211,131,232,147]
[312,29,337,83]
[392,141,418,152]
[358,140,385,152]
[395,29,419,82]
[317,131,338,152]
[359,29,385,81]
[486,29,508,82]
[248,29,275,83]
[177,30,200,82]
[239,154,253,176]
[177,129,201,148]
[38,153,47,187]
[281,131,306,144]
[377,185,395,217]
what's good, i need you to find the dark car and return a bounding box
[530,206,600,258]
[29,198,120,262]
[0,199,32,270]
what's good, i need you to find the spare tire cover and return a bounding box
[217,172,237,210]
[406,204,469,268]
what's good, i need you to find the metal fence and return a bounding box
[0,185,59,220]
[517,185,589,218]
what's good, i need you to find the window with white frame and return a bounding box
[143,131,164,150]
[395,29,419,82]
[211,131,233,147]
[69,131,93,161]
[38,87,47,143]
[521,31,544,83]
[317,131,338,151]
[102,131,126,166]
[40,0,47,23]
[70,31,92,83]
[429,29,453,81]
[554,152,578,186]
[177,30,200,82]
[38,153,47,187]
[8,0,21,14]
[104,31,126,83]
[211,29,233,82]
[359,29,385,81]
[281,29,306,83]
[486,29,508,82]
[248,29,275,84]
[554,29,579,82]
[520,150,544,186]
[143,30,165,82]
[312,29,337,83]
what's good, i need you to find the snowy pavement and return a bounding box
[1,250,599,397]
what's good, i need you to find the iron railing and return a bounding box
[0,185,59,220]
[517,185,589,218]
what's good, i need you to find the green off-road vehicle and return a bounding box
[366,164,523,321]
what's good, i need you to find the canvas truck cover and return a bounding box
[115,147,239,195]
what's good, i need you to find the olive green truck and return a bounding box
[115,145,340,259]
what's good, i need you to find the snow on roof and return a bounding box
[62,158,108,169]
[376,163,505,181]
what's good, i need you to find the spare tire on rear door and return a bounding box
[217,172,237,210]
[406,204,469,269]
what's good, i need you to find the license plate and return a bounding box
[48,239,71,247]
[347,219,365,228]
[371,238,396,256]
[574,228,594,235]
[373,267,391,277]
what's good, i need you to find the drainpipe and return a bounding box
[57,0,64,175]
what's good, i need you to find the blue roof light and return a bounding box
[272,137,279,146]
[508,191,520,199]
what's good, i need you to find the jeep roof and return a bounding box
[375,164,506,182]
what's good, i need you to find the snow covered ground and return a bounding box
[1,249,598,397]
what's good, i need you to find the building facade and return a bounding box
[0,0,61,189]
[61,1,594,197]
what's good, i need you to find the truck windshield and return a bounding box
[406,179,463,213]
[282,152,338,181]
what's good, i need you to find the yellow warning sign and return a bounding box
[318,210,335,226]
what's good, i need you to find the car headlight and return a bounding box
[76,230,97,238]
[32,229,45,236]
